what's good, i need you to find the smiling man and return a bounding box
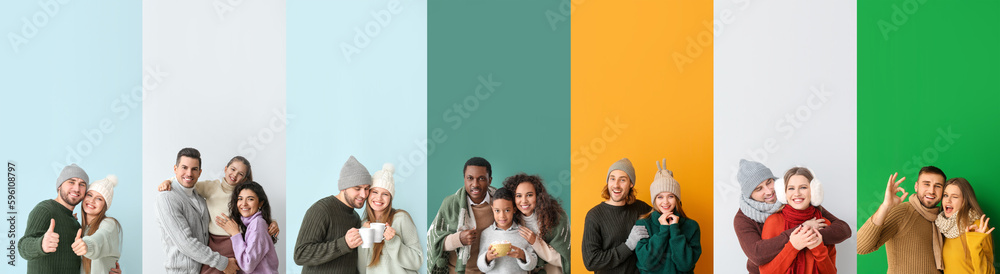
[733,159,851,273]
[155,148,238,273]
[858,166,946,273]
[18,164,89,273]
[294,155,371,274]
[581,158,652,273]
[428,157,497,274]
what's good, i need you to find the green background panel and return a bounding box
[858,0,1000,272]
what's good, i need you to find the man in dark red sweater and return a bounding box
[733,159,851,273]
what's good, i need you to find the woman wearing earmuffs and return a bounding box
[760,167,844,274]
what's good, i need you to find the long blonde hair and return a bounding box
[361,194,408,267]
[945,178,990,261]
[80,198,121,274]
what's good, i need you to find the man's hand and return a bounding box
[800,217,828,231]
[874,172,907,225]
[157,180,172,192]
[459,229,478,246]
[518,226,536,245]
[346,228,363,249]
[223,258,239,274]
[41,219,59,253]
[72,229,87,256]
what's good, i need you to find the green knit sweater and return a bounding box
[527,210,572,274]
[293,195,362,274]
[18,199,82,274]
[634,212,701,274]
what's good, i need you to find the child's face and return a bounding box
[492,198,515,230]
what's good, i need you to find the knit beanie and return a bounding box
[57,163,89,188]
[649,158,681,201]
[607,158,636,185]
[775,169,824,206]
[372,163,396,197]
[89,175,119,207]
[339,156,372,191]
[737,159,777,198]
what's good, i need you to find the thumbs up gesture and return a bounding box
[72,228,88,256]
[41,219,59,253]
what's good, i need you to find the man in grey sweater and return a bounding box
[155,148,238,273]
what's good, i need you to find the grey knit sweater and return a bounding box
[155,181,228,273]
[476,223,536,274]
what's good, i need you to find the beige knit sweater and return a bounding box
[857,202,941,274]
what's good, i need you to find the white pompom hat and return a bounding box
[89,174,119,208]
[372,163,396,197]
[775,168,823,207]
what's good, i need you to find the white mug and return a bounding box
[359,228,375,248]
[370,223,387,243]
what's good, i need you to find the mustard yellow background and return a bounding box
[571,0,713,273]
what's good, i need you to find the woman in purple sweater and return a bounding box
[217,181,279,274]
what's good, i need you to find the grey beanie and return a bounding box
[649,159,681,201]
[607,158,636,185]
[339,156,372,191]
[56,164,89,188]
[737,159,777,198]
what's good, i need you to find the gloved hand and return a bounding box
[625,225,649,250]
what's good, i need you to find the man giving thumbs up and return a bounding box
[18,164,89,273]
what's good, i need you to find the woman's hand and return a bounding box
[485,245,498,262]
[666,212,679,225]
[789,226,815,250]
[215,214,241,236]
[157,180,172,192]
[806,227,823,249]
[658,212,670,225]
[967,215,995,234]
[384,225,397,241]
[518,226,536,245]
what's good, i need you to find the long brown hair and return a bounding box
[502,173,564,238]
[80,193,120,274]
[361,190,408,267]
[228,181,276,243]
[640,192,688,220]
[944,178,989,261]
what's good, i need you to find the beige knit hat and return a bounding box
[89,174,119,207]
[372,163,395,197]
[649,158,680,201]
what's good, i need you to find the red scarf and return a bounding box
[781,205,823,274]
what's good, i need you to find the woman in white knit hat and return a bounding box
[72,174,122,274]
[633,159,702,274]
[759,167,841,274]
[357,163,423,273]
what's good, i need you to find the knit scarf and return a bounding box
[740,194,783,223]
[780,205,823,274]
[908,195,944,270]
[935,210,981,239]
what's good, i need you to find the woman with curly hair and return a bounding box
[502,173,570,274]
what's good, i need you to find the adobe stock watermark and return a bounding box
[570,116,628,173]
[877,0,929,41]
[859,126,960,218]
[7,0,71,54]
[389,73,502,183]
[674,0,752,73]
[341,0,410,63]
[212,0,249,21]
[544,0,585,31]
[49,65,169,175]
[236,106,296,163]
[714,84,833,203]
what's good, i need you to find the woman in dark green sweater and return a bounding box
[634,160,701,274]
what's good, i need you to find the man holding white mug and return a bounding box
[293,156,372,274]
